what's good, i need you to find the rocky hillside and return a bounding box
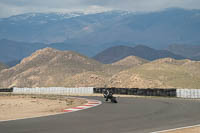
[0,48,112,88]
[111,56,149,68]
[0,48,200,89]
[108,58,200,89]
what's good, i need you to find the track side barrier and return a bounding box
[13,87,94,95]
[0,88,13,92]
[2,87,200,99]
[94,88,200,98]
[94,88,177,97]
[177,89,200,99]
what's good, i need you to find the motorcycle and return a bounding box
[103,90,118,103]
[110,96,118,103]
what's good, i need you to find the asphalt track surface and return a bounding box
[1,97,200,133]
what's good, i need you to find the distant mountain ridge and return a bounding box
[168,44,200,60]
[192,55,200,61]
[0,8,200,49]
[0,62,8,71]
[2,39,200,67]
[0,39,47,66]
[93,45,185,64]
[0,39,122,65]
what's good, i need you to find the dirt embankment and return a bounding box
[0,94,86,121]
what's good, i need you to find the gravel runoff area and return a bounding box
[0,93,87,121]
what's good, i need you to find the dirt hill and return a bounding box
[0,48,200,89]
[0,48,113,88]
[111,56,149,68]
[108,58,200,89]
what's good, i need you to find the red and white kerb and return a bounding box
[63,99,102,113]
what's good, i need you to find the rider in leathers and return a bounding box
[103,89,113,101]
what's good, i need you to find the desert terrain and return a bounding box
[0,94,86,121]
[0,48,200,89]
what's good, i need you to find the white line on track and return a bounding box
[151,124,200,133]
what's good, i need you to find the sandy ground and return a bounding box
[163,126,200,133]
[0,94,86,121]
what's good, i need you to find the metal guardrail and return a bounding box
[0,88,13,92]
[94,88,177,97]
[1,87,200,99]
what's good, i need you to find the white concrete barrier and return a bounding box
[176,89,200,99]
[13,87,94,95]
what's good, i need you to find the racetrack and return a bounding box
[0,97,200,133]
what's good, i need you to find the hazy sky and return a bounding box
[0,0,200,18]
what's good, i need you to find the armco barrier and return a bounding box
[94,88,177,97]
[13,87,94,95]
[0,88,13,92]
[8,87,200,99]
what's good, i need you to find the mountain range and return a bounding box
[0,48,200,89]
[1,38,200,67]
[168,44,200,60]
[1,8,200,89]
[0,62,7,71]
[0,8,200,49]
[0,48,120,88]
[93,45,185,64]
[0,39,46,66]
[1,8,200,65]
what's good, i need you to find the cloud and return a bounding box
[0,3,25,18]
[84,0,200,11]
[0,0,200,18]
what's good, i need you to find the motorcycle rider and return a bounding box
[103,88,113,101]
